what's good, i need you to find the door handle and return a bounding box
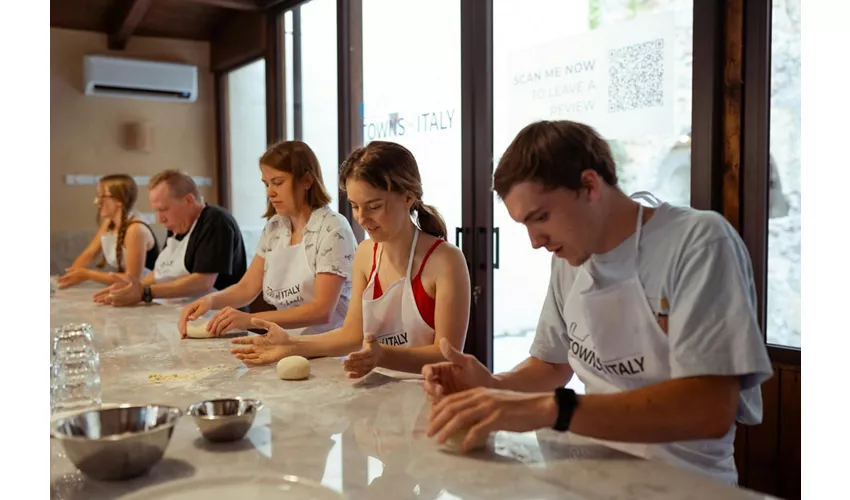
[476,227,500,270]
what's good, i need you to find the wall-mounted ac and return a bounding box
[83,55,198,103]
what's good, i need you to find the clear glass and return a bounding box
[491,0,694,388]
[226,59,268,261]
[51,352,102,414]
[299,0,340,206]
[361,0,462,237]
[52,323,96,361]
[766,0,800,348]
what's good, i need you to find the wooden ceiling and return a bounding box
[51,0,290,49]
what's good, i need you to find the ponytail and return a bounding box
[413,201,447,240]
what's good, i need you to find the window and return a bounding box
[226,59,268,260]
[361,0,462,239]
[282,0,340,206]
[766,0,801,348]
[491,0,694,384]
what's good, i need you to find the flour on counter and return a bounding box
[147,364,230,384]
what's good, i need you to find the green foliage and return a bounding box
[588,0,601,29]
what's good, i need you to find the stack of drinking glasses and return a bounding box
[50,323,102,415]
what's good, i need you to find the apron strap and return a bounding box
[633,203,645,265]
[629,190,663,207]
[405,229,420,278]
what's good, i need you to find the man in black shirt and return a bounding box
[98,170,247,307]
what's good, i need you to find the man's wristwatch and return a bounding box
[552,387,579,432]
[142,284,153,304]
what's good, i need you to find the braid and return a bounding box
[115,208,129,272]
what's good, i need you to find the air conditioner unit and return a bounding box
[83,55,198,103]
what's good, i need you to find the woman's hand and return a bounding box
[178,297,213,338]
[229,318,298,366]
[57,267,91,289]
[342,333,383,379]
[207,306,252,336]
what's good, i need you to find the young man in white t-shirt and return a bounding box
[422,120,773,486]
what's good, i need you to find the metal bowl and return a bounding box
[50,404,183,481]
[186,398,263,443]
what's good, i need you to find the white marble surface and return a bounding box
[49,284,777,500]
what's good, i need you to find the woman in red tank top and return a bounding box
[230,141,472,380]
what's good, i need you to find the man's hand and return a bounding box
[422,338,498,403]
[207,306,251,336]
[427,387,557,453]
[229,318,298,366]
[342,333,383,379]
[107,274,144,307]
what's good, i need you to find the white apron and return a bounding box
[153,218,216,306]
[262,233,345,336]
[563,192,738,485]
[361,230,434,379]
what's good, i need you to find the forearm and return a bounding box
[493,356,574,392]
[254,302,334,330]
[540,376,738,443]
[84,269,122,286]
[380,344,447,374]
[208,283,259,310]
[294,327,362,358]
[70,251,97,269]
[151,274,216,299]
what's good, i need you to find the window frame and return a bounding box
[212,0,799,368]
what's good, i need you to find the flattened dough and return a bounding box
[186,321,215,339]
[443,426,488,453]
[277,355,310,380]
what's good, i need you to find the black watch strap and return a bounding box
[552,387,578,432]
[142,284,152,303]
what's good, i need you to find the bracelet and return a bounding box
[552,387,578,432]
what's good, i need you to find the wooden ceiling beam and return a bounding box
[257,0,300,11]
[176,0,261,11]
[109,0,154,50]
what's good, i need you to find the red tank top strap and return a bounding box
[369,242,384,298]
[368,242,378,281]
[415,239,444,279]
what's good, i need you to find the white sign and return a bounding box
[505,11,677,140]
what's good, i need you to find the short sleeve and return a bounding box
[189,212,237,275]
[529,258,573,365]
[255,217,284,259]
[313,214,357,279]
[668,236,773,391]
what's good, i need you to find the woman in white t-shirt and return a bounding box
[57,174,159,289]
[178,140,358,338]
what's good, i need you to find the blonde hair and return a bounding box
[259,141,332,218]
[96,174,138,272]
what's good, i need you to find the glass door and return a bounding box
[361,0,462,238]
[491,0,695,392]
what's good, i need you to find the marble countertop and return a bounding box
[49,284,777,500]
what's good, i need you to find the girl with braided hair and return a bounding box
[58,174,159,289]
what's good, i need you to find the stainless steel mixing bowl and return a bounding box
[50,404,183,480]
[186,397,263,443]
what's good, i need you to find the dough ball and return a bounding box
[276,355,310,380]
[186,321,214,339]
[443,426,488,453]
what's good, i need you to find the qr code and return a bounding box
[608,39,665,113]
